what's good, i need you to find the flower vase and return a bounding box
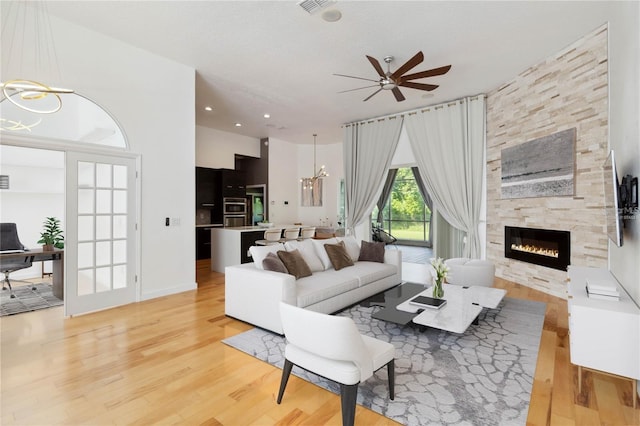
[433,278,444,298]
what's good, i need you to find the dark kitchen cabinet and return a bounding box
[196,227,212,260]
[196,167,219,208]
[240,230,264,263]
[221,169,246,197]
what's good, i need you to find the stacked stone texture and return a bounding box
[486,25,608,298]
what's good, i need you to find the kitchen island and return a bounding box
[211,225,292,272]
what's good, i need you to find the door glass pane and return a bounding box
[78,189,94,214]
[78,216,94,241]
[113,240,126,264]
[96,216,111,240]
[96,163,112,188]
[113,265,126,289]
[113,190,127,214]
[113,165,127,189]
[78,269,94,296]
[96,189,112,214]
[78,162,94,187]
[113,215,127,239]
[96,267,111,292]
[78,242,94,268]
[96,241,111,266]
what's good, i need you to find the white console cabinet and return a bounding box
[567,266,640,401]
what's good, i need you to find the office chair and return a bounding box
[1,223,33,298]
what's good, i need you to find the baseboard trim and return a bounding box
[141,282,197,301]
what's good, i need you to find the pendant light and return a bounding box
[300,134,329,189]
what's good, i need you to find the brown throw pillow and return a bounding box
[262,252,288,274]
[358,240,385,263]
[324,241,354,271]
[277,249,312,279]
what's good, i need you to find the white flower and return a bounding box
[430,257,449,282]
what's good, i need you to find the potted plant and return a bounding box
[38,217,64,251]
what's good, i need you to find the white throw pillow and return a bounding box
[311,237,339,270]
[336,236,361,263]
[284,239,324,272]
[249,243,285,270]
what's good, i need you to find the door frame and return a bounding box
[1,135,142,315]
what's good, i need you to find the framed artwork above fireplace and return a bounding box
[500,128,576,199]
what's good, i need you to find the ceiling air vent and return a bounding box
[297,0,335,15]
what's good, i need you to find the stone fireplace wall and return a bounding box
[486,25,609,298]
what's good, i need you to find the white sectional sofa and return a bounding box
[225,236,402,334]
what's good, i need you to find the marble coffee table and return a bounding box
[371,282,506,334]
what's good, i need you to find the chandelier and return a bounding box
[1,2,74,132]
[300,134,329,189]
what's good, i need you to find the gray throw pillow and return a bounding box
[262,252,288,274]
[324,241,354,271]
[358,240,385,263]
[277,249,312,279]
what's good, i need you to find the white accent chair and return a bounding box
[299,226,316,240]
[444,258,495,287]
[277,302,395,426]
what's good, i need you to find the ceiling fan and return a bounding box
[334,51,451,102]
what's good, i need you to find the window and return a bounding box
[372,168,431,246]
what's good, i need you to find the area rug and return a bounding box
[0,283,63,316]
[223,297,546,426]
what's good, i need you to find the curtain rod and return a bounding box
[343,93,486,127]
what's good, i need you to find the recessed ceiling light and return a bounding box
[235,123,242,127]
[204,106,213,111]
[263,113,270,118]
[322,9,342,22]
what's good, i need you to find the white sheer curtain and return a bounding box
[343,116,404,234]
[405,96,485,258]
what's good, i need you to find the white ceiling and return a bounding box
[42,1,622,145]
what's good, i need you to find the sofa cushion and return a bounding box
[324,241,353,271]
[311,237,339,270]
[278,249,312,279]
[336,236,361,262]
[295,269,359,307]
[249,243,285,270]
[347,261,398,286]
[358,240,385,263]
[284,239,324,272]
[262,252,288,273]
[324,241,354,271]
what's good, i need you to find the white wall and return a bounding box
[267,137,300,224]
[196,126,260,168]
[1,14,197,300]
[608,4,640,305]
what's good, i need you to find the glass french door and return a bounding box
[65,152,137,316]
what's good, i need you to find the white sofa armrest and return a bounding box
[225,263,296,334]
[384,249,402,279]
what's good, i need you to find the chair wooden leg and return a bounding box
[387,359,395,400]
[277,359,293,404]
[340,383,358,426]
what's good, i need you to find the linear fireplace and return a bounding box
[504,226,570,271]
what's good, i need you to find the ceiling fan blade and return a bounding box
[392,87,405,102]
[366,55,386,78]
[333,73,379,83]
[391,51,424,80]
[363,88,383,101]
[399,81,439,91]
[401,65,452,81]
[338,84,380,94]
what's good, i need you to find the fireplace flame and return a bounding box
[510,244,559,258]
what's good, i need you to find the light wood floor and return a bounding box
[1,271,638,425]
